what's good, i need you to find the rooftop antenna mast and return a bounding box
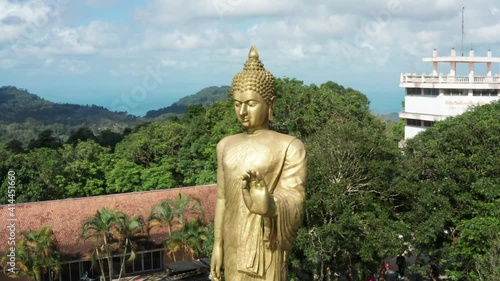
[461,6,464,56]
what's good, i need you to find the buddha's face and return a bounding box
[233,89,270,133]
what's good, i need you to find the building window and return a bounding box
[60,261,96,281]
[406,88,422,95]
[423,121,434,127]
[443,89,468,96]
[406,119,421,126]
[123,249,163,275]
[59,249,164,280]
[423,88,439,96]
[473,89,498,96]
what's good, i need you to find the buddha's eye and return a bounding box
[248,102,256,107]
[234,102,241,107]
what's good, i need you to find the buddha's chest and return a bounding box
[222,138,281,176]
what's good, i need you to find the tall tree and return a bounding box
[27,129,62,150]
[65,127,97,146]
[105,158,143,193]
[292,115,401,280]
[5,139,24,154]
[114,122,186,168]
[269,79,401,280]
[109,122,186,191]
[176,97,240,186]
[114,214,145,280]
[394,101,500,280]
[79,208,125,280]
[272,78,371,138]
[1,226,61,281]
[0,148,64,203]
[58,140,111,197]
[96,129,124,151]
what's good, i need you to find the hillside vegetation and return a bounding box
[0,86,141,143]
[145,86,230,118]
[0,85,230,143]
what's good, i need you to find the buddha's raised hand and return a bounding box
[241,170,276,216]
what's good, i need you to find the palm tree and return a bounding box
[79,208,125,281]
[148,199,178,261]
[148,194,204,261]
[169,193,204,229]
[148,198,178,236]
[1,226,61,281]
[115,214,145,280]
[165,219,208,260]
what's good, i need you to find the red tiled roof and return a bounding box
[0,185,217,258]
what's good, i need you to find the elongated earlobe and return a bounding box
[268,97,276,121]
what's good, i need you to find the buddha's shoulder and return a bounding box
[266,130,300,144]
[269,132,305,154]
[217,133,245,149]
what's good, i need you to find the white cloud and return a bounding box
[134,0,299,25]
[1,0,499,107]
[468,23,500,45]
[0,0,70,45]
[78,21,124,48]
[212,0,299,17]
[142,29,224,50]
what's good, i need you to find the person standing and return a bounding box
[396,254,407,276]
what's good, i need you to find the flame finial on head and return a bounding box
[248,44,259,59]
[231,45,276,106]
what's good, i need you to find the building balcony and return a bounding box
[400,73,500,85]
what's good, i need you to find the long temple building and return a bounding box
[0,185,217,281]
[399,48,500,139]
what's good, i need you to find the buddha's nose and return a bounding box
[239,104,248,116]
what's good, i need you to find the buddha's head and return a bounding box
[231,45,276,132]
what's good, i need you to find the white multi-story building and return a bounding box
[399,48,500,139]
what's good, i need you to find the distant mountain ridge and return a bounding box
[0,86,137,124]
[376,112,399,122]
[145,85,230,118]
[0,85,232,143]
[0,86,141,143]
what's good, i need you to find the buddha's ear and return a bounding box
[268,96,276,121]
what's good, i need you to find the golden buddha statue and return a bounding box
[210,45,307,281]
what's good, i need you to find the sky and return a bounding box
[0,0,499,116]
